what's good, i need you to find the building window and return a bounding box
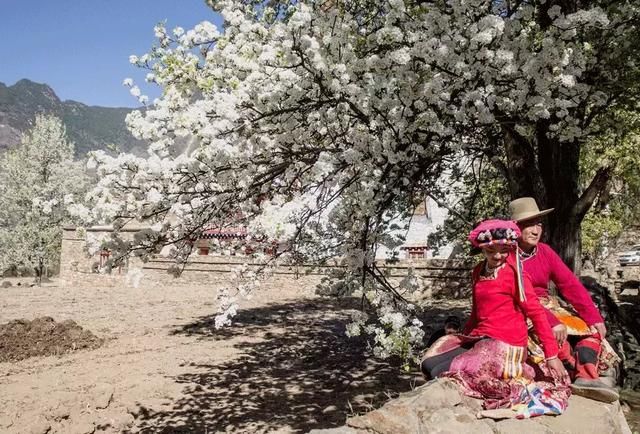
[405,246,427,259]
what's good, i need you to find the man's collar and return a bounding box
[518,245,538,261]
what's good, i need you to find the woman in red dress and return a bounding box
[421,219,570,417]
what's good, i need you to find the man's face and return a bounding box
[518,218,543,249]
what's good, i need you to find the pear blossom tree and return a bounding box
[0,115,89,282]
[72,0,639,361]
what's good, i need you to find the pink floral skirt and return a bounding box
[423,335,571,418]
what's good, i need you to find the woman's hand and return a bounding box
[590,322,607,339]
[547,357,570,385]
[552,323,568,345]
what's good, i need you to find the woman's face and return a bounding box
[518,218,543,250]
[482,244,512,268]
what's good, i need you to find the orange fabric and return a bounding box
[555,314,590,335]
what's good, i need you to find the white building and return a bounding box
[375,197,455,260]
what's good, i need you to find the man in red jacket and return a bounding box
[509,197,619,403]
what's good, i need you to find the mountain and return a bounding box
[0,79,146,157]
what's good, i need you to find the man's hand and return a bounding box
[552,323,568,345]
[590,322,607,339]
[547,357,571,385]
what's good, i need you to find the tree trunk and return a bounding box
[501,125,545,199]
[501,122,605,274]
[536,124,583,272]
[37,258,44,286]
[546,211,583,273]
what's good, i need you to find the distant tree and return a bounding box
[0,115,89,282]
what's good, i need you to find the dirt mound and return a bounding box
[0,316,103,362]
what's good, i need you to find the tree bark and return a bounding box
[502,125,545,200]
[536,122,584,272]
[501,122,609,274]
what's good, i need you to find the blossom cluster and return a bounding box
[72,0,637,362]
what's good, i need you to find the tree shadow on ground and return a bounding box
[129,298,469,433]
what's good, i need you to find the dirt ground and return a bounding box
[0,276,470,433]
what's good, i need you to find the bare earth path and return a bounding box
[0,279,466,433]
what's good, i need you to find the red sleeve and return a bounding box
[544,245,604,325]
[545,307,561,328]
[517,273,559,359]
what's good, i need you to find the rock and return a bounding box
[92,383,114,409]
[308,428,359,434]
[534,396,631,434]
[426,407,494,434]
[494,419,554,433]
[67,421,95,434]
[25,417,51,434]
[322,405,339,414]
[47,403,71,421]
[323,378,632,434]
[347,379,466,433]
[0,408,17,428]
[1,281,12,288]
[477,409,517,420]
[110,412,135,430]
[58,413,98,434]
[94,411,135,432]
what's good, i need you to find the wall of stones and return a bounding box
[60,227,473,299]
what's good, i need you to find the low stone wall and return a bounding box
[60,226,141,277]
[143,256,472,299]
[614,266,640,294]
[60,227,473,299]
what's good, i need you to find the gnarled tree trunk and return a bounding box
[536,123,583,272]
[501,122,611,274]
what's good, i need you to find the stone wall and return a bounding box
[60,226,139,274]
[60,227,473,299]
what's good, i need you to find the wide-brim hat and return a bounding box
[509,197,554,222]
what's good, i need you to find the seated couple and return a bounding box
[421,198,619,419]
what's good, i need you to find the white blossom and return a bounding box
[75,0,637,362]
[129,86,141,97]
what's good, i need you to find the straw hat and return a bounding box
[509,197,554,222]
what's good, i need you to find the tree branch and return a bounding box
[573,166,612,220]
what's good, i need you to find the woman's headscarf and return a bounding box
[468,219,521,248]
[469,219,526,302]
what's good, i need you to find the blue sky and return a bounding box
[1,1,222,107]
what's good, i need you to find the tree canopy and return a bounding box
[73,0,640,360]
[0,115,89,279]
